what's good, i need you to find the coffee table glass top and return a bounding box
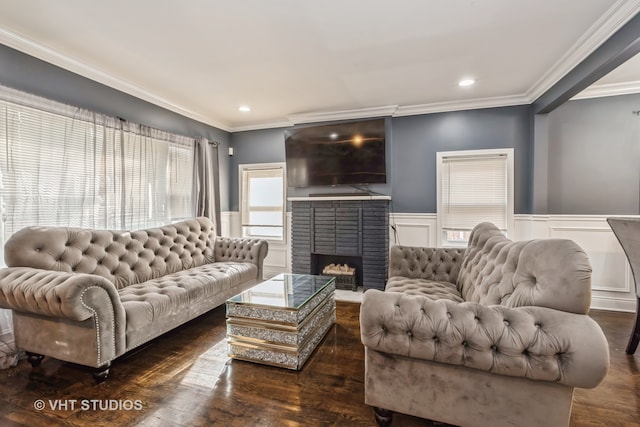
[227,273,335,310]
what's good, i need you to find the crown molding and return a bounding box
[228,119,293,133]
[3,0,638,135]
[232,105,398,132]
[0,27,232,132]
[526,0,640,102]
[571,80,640,100]
[287,105,398,125]
[393,95,529,117]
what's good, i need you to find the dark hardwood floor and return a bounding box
[0,302,638,426]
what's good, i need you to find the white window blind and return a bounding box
[438,149,513,244]
[240,164,285,240]
[0,85,195,264]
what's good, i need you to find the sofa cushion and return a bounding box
[386,277,463,303]
[120,261,257,333]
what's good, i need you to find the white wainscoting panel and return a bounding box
[222,211,290,278]
[223,211,638,312]
[220,211,240,238]
[515,215,636,312]
[263,242,289,279]
[389,213,438,248]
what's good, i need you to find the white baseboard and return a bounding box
[591,295,637,313]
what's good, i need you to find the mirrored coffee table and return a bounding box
[226,273,336,370]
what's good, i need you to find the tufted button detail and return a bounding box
[503,319,510,326]
[406,330,413,337]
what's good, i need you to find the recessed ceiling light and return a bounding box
[238,105,251,112]
[458,79,475,87]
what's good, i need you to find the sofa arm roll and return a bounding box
[389,246,465,283]
[0,267,123,321]
[214,237,269,279]
[360,290,609,388]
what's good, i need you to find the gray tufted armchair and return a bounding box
[360,222,609,427]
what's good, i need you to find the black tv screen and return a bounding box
[284,118,386,187]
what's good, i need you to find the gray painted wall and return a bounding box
[546,94,640,215]
[228,127,287,211]
[229,105,533,214]
[391,106,532,214]
[0,43,232,211]
[228,120,393,211]
[6,42,637,217]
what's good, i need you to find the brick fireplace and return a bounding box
[289,196,390,291]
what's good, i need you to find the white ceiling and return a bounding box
[0,0,639,132]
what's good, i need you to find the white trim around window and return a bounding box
[239,162,286,242]
[436,148,514,246]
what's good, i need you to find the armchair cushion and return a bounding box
[385,278,463,302]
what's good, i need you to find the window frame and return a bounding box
[239,162,286,242]
[436,148,514,247]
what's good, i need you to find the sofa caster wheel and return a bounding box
[374,407,394,427]
[92,363,111,384]
[26,352,44,368]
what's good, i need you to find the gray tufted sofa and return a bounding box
[0,217,268,381]
[360,222,609,427]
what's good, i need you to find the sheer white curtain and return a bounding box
[120,122,194,230]
[0,84,196,368]
[0,85,195,237]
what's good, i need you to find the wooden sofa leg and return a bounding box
[626,296,640,354]
[374,407,394,427]
[26,352,44,368]
[92,362,111,384]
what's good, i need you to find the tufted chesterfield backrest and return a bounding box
[4,217,216,289]
[389,246,465,283]
[457,222,593,314]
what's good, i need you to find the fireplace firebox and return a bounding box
[313,254,362,291]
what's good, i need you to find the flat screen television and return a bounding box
[284,118,386,187]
